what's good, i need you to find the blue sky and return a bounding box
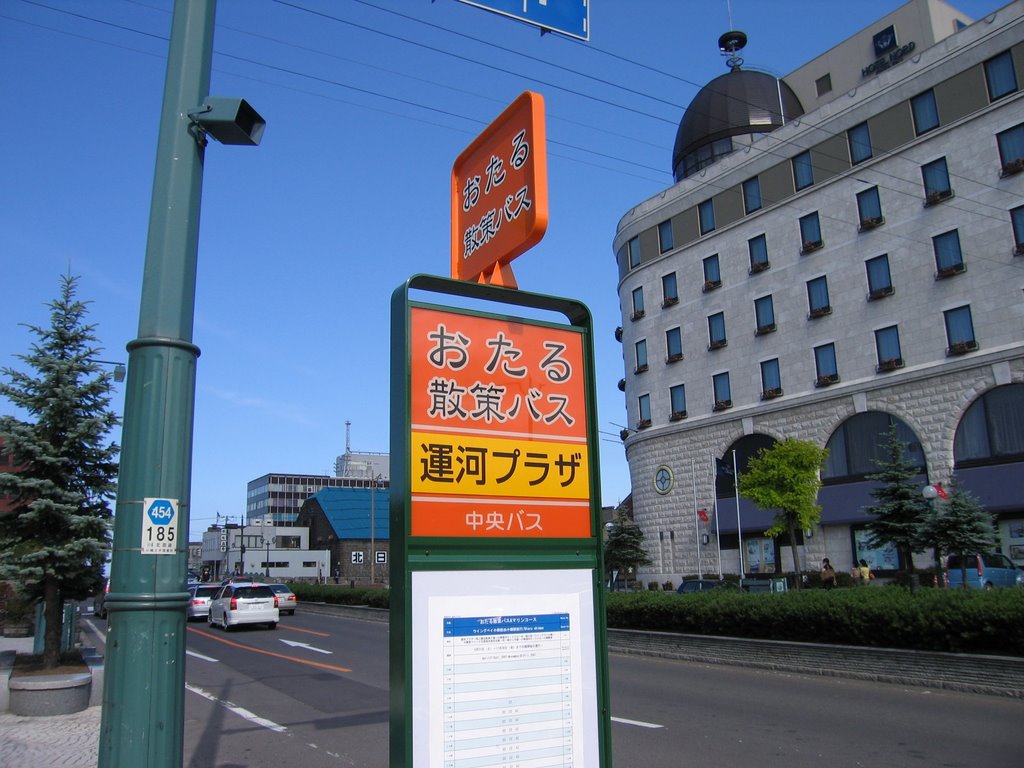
[0,0,998,540]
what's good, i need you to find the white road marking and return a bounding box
[186,650,219,662]
[280,638,332,655]
[611,716,664,729]
[185,683,287,733]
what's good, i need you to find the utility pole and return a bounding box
[98,2,263,764]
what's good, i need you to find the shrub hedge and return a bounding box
[287,582,1024,656]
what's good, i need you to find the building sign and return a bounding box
[863,25,915,78]
[451,91,548,288]
[409,305,589,538]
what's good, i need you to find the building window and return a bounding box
[760,358,782,399]
[634,339,648,373]
[627,236,641,269]
[1011,206,1024,255]
[799,212,823,253]
[666,327,683,362]
[748,234,769,273]
[997,124,1024,175]
[922,157,953,205]
[814,343,839,386]
[944,305,978,355]
[793,150,814,191]
[708,312,727,350]
[662,272,678,306]
[874,325,904,371]
[865,254,893,299]
[631,286,645,319]
[637,393,651,428]
[815,73,832,97]
[669,384,687,420]
[911,90,939,135]
[856,186,883,230]
[754,295,776,334]
[712,372,732,410]
[807,276,831,318]
[698,198,716,235]
[933,230,965,277]
[848,122,873,164]
[985,50,1018,102]
[702,253,721,291]
[658,219,673,253]
[743,176,762,214]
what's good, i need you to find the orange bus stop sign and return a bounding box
[451,91,548,289]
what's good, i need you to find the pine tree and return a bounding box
[738,438,828,586]
[603,510,652,591]
[863,423,929,580]
[0,275,120,668]
[918,476,995,589]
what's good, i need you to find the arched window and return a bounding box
[822,412,924,482]
[954,384,1024,466]
[716,434,776,498]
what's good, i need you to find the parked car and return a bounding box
[946,553,1023,590]
[208,583,279,630]
[186,584,221,621]
[265,583,297,615]
[676,579,733,594]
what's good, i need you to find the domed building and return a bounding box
[613,0,1024,583]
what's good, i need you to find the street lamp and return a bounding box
[922,483,941,587]
[94,359,127,383]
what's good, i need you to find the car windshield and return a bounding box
[193,586,219,598]
[234,586,273,599]
[267,585,290,594]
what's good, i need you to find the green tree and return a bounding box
[738,438,828,585]
[863,423,929,581]
[918,476,995,589]
[603,510,652,591]
[0,275,119,667]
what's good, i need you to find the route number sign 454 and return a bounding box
[141,497,179,555]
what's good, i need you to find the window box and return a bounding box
[760,387,783,400]
[936,263,965,279]
[617,378,626,392]
[923,189,954,207]
[867,286,894,301]
[669,410,688,422]
[808,305,832,319]
[800,239,824,255]
[636,419,652,429]
[859,216,884,232]
[702,279,722,292]
[634,364,649,374]
[748,261,771,274]
[666,353,683,363]
[876,357,904,373]
[947,340,979,356]
[712,399,733,412]
[630,310,645,321]
[1001,157,1024,177]
[755,323,776,336]
[614,326,623,342]
[708,339,728,351]
[815,373,840,388]
[662,296,679,308]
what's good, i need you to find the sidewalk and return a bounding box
[0,617,103,768]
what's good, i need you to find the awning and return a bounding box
[955,462,1024,514]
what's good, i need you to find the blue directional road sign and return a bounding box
[457,0,589,41]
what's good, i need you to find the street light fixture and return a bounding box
[94,360,127,383]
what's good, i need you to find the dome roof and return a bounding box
[672,69,804,182]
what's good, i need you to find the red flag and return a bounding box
[934,483,948,500]
[697,508,710,523]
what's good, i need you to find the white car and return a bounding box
[208,583,279,630]
[186,584,220,621]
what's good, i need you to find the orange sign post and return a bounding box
[450,91,548,289]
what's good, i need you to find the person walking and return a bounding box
[820,557,837,589]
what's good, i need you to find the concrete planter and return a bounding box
[8,672,92,716]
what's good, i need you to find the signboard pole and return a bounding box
[390,274,611,767]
